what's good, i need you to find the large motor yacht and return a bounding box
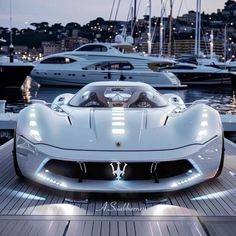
[31,43,185,89]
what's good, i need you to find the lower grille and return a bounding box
[44,159,193,181]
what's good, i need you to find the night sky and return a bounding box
[0,0,227,29]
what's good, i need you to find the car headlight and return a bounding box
[16,136,38,156]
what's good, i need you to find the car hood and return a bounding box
[67,108,170,150]
[18,104,221,151]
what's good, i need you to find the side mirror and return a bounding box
[51,93,74,111]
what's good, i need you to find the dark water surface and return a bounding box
[6,85,236,114]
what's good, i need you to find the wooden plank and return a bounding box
[134,221,152,236]
[200,217,236,236]
[92,220,102,236]
[118,221,126,236]
[182,189,207,216]
[66,220,85,236]
[212,177,236,213]
[166,221,180,236]
[189,186,212,216]
[83,221,94,236]
[15,186,43,215]
[21,187,47,215]
[0,181,29,214]
[101,220,110,236]
[174,220,205,236]
[126,221,136,236]
[204,181,236,216]
[154,221,171,236]
[193,184,222,216]
[0,220,11,235]
[0,183,33,215]
[30,189,51,215]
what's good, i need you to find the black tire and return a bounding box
[12,130,24,178]
[214,136,225,178]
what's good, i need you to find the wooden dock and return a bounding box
[0,139,236,236]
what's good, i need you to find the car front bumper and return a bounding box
[16,135,223,192]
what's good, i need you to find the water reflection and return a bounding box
[21,76,40,103]
[4,84,236,115]
[2,76,40,112]
[162,87,236,114]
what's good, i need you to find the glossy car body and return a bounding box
[14,81,224,192]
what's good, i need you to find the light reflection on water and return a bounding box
[5,85,236,115]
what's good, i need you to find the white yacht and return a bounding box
[31,43,185,89]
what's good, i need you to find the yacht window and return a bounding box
[83,61,133,71]
[76,45,108,52]
[169,65,196,70]
[119,62,133,70]
[40,57,76,64]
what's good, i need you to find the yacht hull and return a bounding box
[171,71,235,86]
[0,64,34,88]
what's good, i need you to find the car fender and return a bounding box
[17,103,70,143]
[167,103,223,144]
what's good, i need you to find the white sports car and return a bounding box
[13,81,224,192]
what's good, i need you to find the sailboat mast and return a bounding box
[194,0,198,55]
[147,0,152,54]
[9,0,14,63]
[10,0,12,46]
[198,0,201,55]
[160,0,164,56]
[168,0,173,56]
[195,0,201,57]
[134,0,137,22]
[132,0,137,40]
[210,30,214,59]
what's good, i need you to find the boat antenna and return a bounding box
[9,0,14,62]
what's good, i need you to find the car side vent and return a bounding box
[67,116,72,125]
[163,116,168,126]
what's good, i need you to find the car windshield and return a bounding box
[68,84,167,108]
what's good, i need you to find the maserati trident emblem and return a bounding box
[110,162,127,180]
[115,142,121,147]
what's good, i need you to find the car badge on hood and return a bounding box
[110,162,127,180]
[115,142,121,147]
